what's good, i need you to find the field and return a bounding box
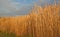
[0,5,60,37]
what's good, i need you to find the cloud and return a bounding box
[0,0,33,16]
[0,0,59,16]
[0,0,17,14]
[0,0,16,11]
[15,4,34,15]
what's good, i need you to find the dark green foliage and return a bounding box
[0,30,32,37]
[0,31,16,37]
[20,34,30,37]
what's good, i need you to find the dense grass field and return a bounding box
[0,5,60,37]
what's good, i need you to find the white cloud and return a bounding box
[0,0,17,13]
[0,0,22,16]
[0,0,33,16]
[11,2,21,9]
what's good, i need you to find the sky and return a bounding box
[0,0,59,16]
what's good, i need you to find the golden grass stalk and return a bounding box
[0,5,60,37]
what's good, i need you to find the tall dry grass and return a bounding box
[0,5,60,37]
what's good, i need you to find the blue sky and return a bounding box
[10,0,38,8]
[12,0,37,4]
[0,0,60,16]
